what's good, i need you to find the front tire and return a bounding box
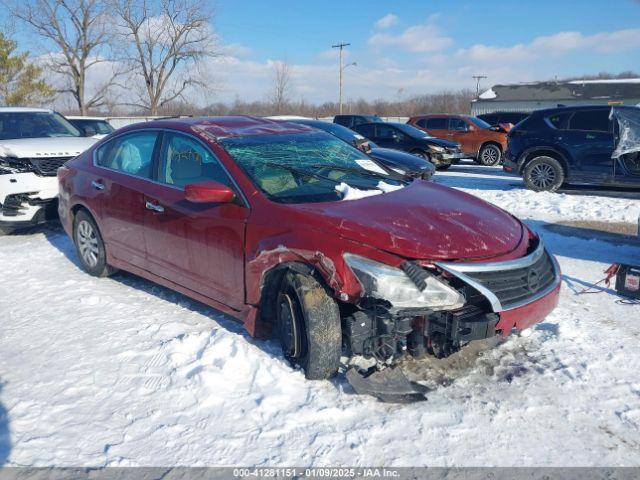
[436,164,451,170]
[478,144,502,166]
[0,227,13,236]
[276,271,342,380]
[73,210,116,277]
[523,156,565,192]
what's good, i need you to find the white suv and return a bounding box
[0,107,98,233]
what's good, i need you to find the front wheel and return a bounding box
[435,164,451,171]
[478,144,502,166]
[276,271,342,380]
[0,227,13,236]
[73,210,116,277]
[523,156,565,192]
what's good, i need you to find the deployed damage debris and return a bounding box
[611,106,640,175]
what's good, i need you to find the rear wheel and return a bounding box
[276,271,342,380]
[73,210,116,277]
[523,156,565,192]
[478,144,502,166]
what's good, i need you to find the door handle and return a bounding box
[91,180,105,190]
[145,201,164,213]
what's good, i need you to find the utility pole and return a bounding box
[472,75,487,98]
[332,43,350,114]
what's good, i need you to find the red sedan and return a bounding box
[58,116,560,384]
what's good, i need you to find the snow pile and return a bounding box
[1,166,640,467]
[479,88,497,100]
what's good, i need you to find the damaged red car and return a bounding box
[58,116,561,399]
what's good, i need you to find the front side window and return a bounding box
[569,109,611,132]
[376,125,401,140]
[95,131,158,178]
[395,123,432,138]
[354,124,375,138]
[220,131,405,204]
[158,133,231,188]
[0,112,81,140]
[449,118,469,131]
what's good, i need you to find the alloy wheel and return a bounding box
[529,163,557,190]
[481,146,500,165]
[76,220,100,268]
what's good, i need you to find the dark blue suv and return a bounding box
[504,105,640,191]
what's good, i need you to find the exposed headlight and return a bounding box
[429,145,445,153]
[343,253,465,311]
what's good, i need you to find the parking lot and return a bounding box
[1,162,639,467]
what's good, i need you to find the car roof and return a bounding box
[122,115,315,139]
[533,104,639,116]
[0,107,53,113]
[410,114,467,119]
[65,116,109,121]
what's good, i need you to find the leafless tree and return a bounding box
[7,0,120,114]
[270,60,292,113]
[114,0,218,115]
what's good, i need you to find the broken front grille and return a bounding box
[28,157,72,176]
[436,241,559,312]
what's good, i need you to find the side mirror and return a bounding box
[185,181,235,203]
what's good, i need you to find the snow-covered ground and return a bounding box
[1,164,640,467]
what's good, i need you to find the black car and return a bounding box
[477,111,530,127]
[333,114,381,129]
[504,105,640,191]
[353,122,464,170]
[290,119,436,180]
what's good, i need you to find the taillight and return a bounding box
[57,165,73,182]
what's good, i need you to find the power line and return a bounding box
[472,75,488,98]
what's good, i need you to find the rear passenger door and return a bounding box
[422,117,450,141]
[93,130,160,270]
[562,109,614,181]
[142,132,249,310]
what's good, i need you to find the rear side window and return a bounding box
[569,109,611,132]
[95,131,158,178]
[425,118,448,129]
[354,124,375,138]
[547,113,572,130]
[158,133,231,188]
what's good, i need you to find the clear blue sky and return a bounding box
[2,0,640,103]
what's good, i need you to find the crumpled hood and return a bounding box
[292,181,524,261]
[0,137,97,158]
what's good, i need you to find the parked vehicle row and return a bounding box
[351,121,464,170]
[57,116,561,396]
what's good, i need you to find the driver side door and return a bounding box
[142,132,249,310]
